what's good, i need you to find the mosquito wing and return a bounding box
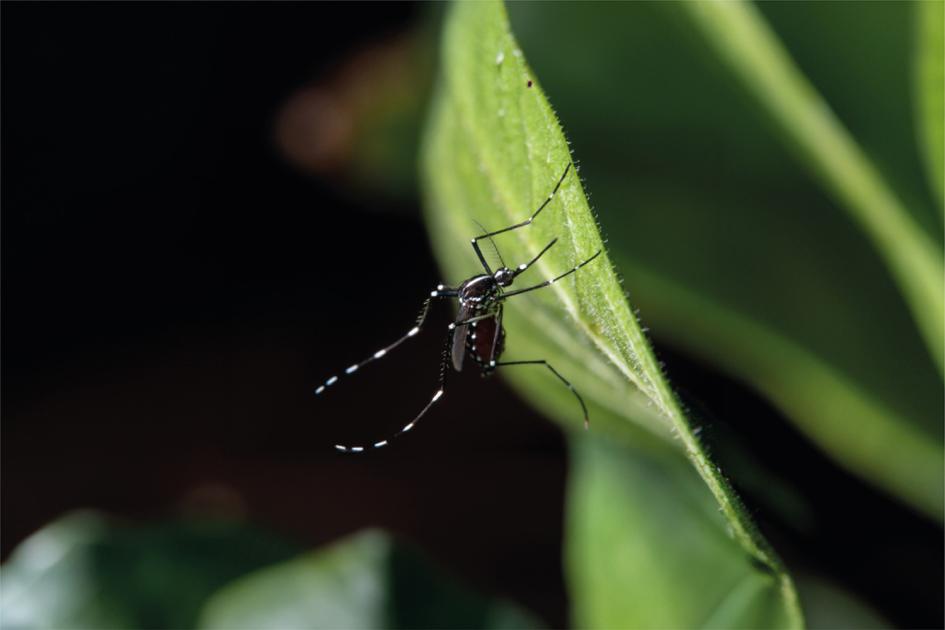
[451,302,474,372]
[463,306,502,366]
[484,305,504,365]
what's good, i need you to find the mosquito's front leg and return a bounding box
[510,238,557,281]
[470,164,572,274]
[447,312,496,331]
[500,250,602,300]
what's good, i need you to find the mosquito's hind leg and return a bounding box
[470,164,572,274]
[492,359,589,429]
[334,329,454,453]
[314,286,455,396]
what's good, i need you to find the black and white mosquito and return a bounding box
[316,163,601,453]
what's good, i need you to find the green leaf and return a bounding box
[198,530,540,630]
[680,1,944,373]
[504,1,944,520]
[568,434,891,629]
[915,0,944,209]
[566,435,796,629]
[0,512,300,629]
[421,1,801,627]
[632,268,944,517]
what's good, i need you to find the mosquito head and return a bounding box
[493,266,514,287]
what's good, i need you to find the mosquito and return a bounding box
[317,163,602,452]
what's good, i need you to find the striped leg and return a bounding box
[447,312,496,331]
[470,164,572,274]
[499,250,602,300]
[314,286,455,396]
[492,360,589,429]
[510,238,557,281]
[334,329,454,453]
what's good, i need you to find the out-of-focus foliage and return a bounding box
[567,434,890,629]
[567,434,796,628]
[0,512,299,629]
[275,29,435,203]
[506,1,944,519]
[200,530,540,630]
[916,0,944,208]
[684,2,943,370]
[0,514,539,630]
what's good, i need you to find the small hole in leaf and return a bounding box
[527,80,533,88]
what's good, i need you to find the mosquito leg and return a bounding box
[500,250,602,300]
[510,238,557,280]
[314,286,456,396]
[492,359,589,429]
[470,164,572,274]
[448,312,496,331]
[334,329,454,452]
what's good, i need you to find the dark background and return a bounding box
[2,3,940,627]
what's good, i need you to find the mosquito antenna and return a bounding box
[472,219,507,268]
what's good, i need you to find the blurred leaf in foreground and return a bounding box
[0,512,300,630]
[1,514,538,630]
[198,529,540,630]
[568,434,890,629]
[568,434,793,629]
[421,1,802,627]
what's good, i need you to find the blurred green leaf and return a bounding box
[1,515,538,630]
[505,1,944,519]
[0,512,300,630]
[567,434,891,629]
[681,1,943,371]
[421,1,801,626]
[915,0,944,209]
[567,434,799,629]
[198,530,540,630]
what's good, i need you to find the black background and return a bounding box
[2,3,941,627]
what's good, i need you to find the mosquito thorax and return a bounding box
[458,274,499,304]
